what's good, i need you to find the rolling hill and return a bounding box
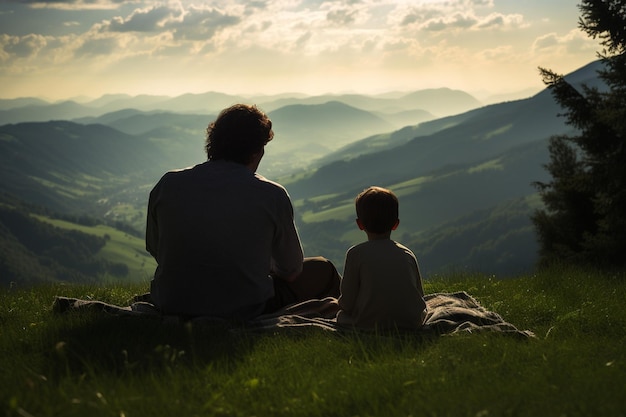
[257,88,482,117]
[268,101,395,153]
[0,60,605,281]
[0,121,172,214]
[280,60,605,275]
[282,90,570,199]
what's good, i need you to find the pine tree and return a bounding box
[533,0,626,269]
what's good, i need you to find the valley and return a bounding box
[0,60,604,283]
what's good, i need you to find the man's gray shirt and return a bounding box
[146,160,304,319]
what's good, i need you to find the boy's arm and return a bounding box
[413,257,425,298]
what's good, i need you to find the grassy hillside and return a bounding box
[0,121,167,214]
[1,267,624,416]
[291,138,550,275]
[33,216,155,284]
[0,196,154,285]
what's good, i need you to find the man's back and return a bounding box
[146,160,303,318]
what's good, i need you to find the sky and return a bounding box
[0,0,601,102]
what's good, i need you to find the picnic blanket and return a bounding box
[52,291,534,338]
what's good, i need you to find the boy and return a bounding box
[337,186,427,330]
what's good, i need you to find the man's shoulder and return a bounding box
[393,240,415,253]
[161,163,203,178]
[253,173,290,195]
[254,172,285,187]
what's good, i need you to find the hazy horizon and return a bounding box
[3,85,543,107]
[0,0,599,102]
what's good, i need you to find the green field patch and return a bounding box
[32,215,155,283]
[361,133,393,150]
[468,158,504,174]
[278,169,316,186]
[311,193,340,203]
[300,192,343,206]
[480,124,513,141]
[0,133,17,142]
[47,170,77,183]
[341,228,363,246]
[301,199,354,223]
[524,193,543,208]
[390,175,435,197]
[72,173,108,191]
[105,203,146,226]
[27,173,106,198]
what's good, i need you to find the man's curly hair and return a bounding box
[205,104,274,165]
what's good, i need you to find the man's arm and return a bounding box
[270,222,304,282]
[270,257,302,282]
[270,192,304,281]
[145,185,160,259]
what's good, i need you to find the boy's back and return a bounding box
[337,239,427,330]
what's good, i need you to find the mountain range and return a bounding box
[0,60,604,282]
[0,87,478,125]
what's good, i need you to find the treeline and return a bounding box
[533,1,626,271]
[0,203,130,285]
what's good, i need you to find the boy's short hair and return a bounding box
[355,186,399,234]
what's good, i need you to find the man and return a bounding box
[146,104,340,319]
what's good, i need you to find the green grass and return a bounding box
[1,267,625,417]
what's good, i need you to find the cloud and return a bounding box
[532,29,597,55]
[326,8,358,26]
[422,13,478,31]
[108,5,174,32]
[171,6,241,41]
[102,4,241,41]
[74,35,119,57]
[476,45,514,61]
[0,0,597,99]
[294,31,313,49]
[18,0,127,11]
[396,9,432,26]
[0,34,47,59]
[404,11,524,32]
[467,0,494,6]
[477,13,525,30]
[533,32,561,50]
[394,1,524,33]
[243,0,269,15]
